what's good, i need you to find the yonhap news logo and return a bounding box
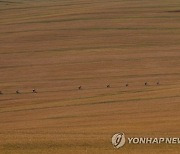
[112,132,180,148]
[112,133,126,148]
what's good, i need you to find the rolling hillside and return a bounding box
[0,0,180,153]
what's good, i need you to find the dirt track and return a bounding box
[0,0,180,153]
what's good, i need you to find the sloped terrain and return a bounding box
[0,0,180,153]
